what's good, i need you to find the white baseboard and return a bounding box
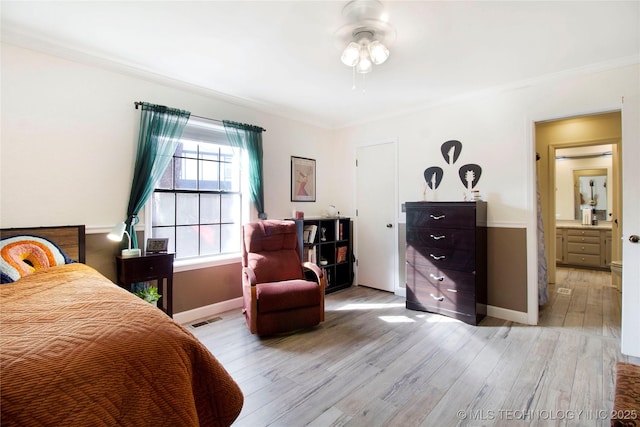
[487,305,530,324]
[173,297,243,325]
[172,297,530,326]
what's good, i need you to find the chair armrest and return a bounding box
[242,266,257,286]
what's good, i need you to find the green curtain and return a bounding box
[125,102,190,248]
[223,120,266,219]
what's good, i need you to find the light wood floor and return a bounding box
[188,268,640,426]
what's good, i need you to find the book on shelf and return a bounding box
[322,268,331,287]
[336,246,347,263]
[339,223,343,240]
[303,224,317,244]
[303,246,316,263]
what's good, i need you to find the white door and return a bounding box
[356,142,396,292]
[621,94,640,357]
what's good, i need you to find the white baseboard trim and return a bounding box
[172,297,529,326]
[487,305,530,325]
[173,297,243,325]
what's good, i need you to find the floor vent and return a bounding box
[191,317,222,328]
[557,287,572,295]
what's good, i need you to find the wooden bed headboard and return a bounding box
[0,225,86,263]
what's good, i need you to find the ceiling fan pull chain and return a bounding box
[352,66,356,90]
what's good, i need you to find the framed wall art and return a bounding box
[291,156,316,202]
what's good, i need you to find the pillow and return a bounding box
[0,235,75,283]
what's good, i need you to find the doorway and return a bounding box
[535,111,622,287]
[355,141,397,293]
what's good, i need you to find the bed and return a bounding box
[0,225,243,426]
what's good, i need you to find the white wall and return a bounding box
[334,63,639,326]
[0,44,333,230]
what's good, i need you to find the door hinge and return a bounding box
[356,209,358,216]
[356,159,358,167]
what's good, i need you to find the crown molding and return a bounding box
[1,24,336,129]
[3,23,637,131]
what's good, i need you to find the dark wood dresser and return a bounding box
[405,201,487,325]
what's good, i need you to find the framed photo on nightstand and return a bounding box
[146,238,168,254]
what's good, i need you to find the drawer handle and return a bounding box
[446,288,457,293]
[430,234,446,240]
[429,273,444,281]
[430,214,446,220]
[430,293,445,302]
[430,254,446,260]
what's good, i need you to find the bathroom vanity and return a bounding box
[555,221,612,271]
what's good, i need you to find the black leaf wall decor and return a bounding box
[441,140,462,164]
[458,163,482,189]
[424,166,444,189]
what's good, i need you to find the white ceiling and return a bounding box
[2,1,639,129]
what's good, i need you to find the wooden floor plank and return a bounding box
[186,267,632,426]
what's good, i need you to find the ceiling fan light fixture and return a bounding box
[341,42,361,66]
[335,0,395,86]
[368,40,389,65]
[356,52,372,74]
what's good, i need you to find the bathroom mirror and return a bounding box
[555,144,612,222]
[573,168,608,221]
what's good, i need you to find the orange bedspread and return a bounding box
[1,263,243,426]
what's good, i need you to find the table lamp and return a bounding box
[108,221,141,257]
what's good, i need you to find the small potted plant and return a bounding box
[133,282,161,306]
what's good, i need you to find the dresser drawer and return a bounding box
[406,205,477,230]
[406,227,475,251]
[406,280,476,319]
[567,235,600,244]
[406,265,476,293]
[567,242,600,256]
[406,244,476,272]
[566,253,601,267]
[566,229,600,238]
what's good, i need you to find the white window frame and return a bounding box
[144,117,250,272]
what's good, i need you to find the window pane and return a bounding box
[221,194,240,223]
[175,140,199,160]
[152,227,175,254]
[200,194,220,224]
[176,193,198,225]
[199,144,220,161]
[200,224,219,255]
[153,193,175,226]
[175,157,198,190]
[199,160,220,191]
[221,223,240,253]
[221,155,240,192]
[176,225,199,259]
[157,158,174,190]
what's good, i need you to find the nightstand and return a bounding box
[116,253,174,317]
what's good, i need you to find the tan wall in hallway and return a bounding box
[536,111,621,283]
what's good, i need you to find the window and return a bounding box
[150,117,246,261]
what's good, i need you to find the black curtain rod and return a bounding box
[134,101,265,132]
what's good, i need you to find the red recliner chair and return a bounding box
[241,220,325,336]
